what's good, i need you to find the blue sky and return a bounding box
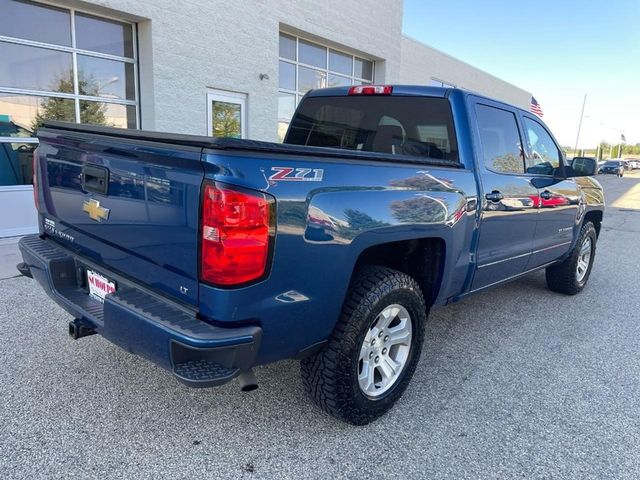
[403,0,640,147]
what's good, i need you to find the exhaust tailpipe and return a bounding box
[68,319,96,340]
[238,369,258,392]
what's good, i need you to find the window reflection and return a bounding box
[1,94,75,132]
[298,66,327,93]
[77,55,135,100]
[75,13,134,58]
[79,101,136,129]
[329,50,352,76]
[210,101,242,138]
[476,104,525,175]
[0,0,71,46]
[0,42,73,93]
[524,117,561,175]
[0,141,36,186]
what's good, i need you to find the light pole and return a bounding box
[573,93,587,155]
[96,76,119,95]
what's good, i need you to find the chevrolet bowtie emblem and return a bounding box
[83,199,110,222]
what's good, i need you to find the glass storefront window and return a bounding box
[278,33,375,141]
[278,60,295,91]
[0,94,75,132]
[299,39,327,69]
[278,92,296,141]
[0,0,71,46]
[354,57,373,81]
[0,42,74,93]
[75,13,134,58]
[328,74,351,88]
[298,66,327,93]
[0,1,139,187]
[79,101,137,129]
[279,33,296,61]
[77,55,135,100]
[329,50,352,76]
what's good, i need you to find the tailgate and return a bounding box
[35,126,204,306]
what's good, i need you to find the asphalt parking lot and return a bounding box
[1,173,640,479]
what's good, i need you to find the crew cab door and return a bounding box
[471,101,538,290]
[520,114,581,267]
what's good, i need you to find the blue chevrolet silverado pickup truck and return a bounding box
[18,85,604,424]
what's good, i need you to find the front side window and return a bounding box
[523,117,561,175]
[286,96,458,161]
[278,32,375,141]
[476,104,524,174]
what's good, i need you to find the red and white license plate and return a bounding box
[87,269,116,303]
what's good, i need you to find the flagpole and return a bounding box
[573,94,587,155]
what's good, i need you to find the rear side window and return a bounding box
[476,104,524,174]
[285,96,458,162]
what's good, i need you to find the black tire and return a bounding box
[545,221,597,295]
[300,266,427,425]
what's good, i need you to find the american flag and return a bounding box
[530,96,544,117]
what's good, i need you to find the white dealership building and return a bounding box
[0,0,532,237]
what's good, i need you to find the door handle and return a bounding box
[485,191,504,202]
[540,190,553,200]
[82,164,109,195]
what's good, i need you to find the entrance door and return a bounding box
[206,89,247,139]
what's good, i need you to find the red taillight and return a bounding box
[200,182,272,286]
[32,147,39,211]
[348,85,393,95]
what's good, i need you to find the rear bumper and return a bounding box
[18,234,262,388]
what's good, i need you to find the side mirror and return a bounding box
[569,157,597,177]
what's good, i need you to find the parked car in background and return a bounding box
[626,158,640,170]
[0,116,38,186]
[599,160,625,177]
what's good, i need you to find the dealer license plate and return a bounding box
[87,269,116,302]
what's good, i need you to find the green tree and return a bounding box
[390,196,447,224]
[212,102,241,138]
[32,74,108,131]
[492,152,524,174]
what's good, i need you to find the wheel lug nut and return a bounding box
[382,348,387,354]
[378,332,383,338]
[369,351,374,359]
[371,338,376,345]
[384,335,389,342]
[375,356,380,363]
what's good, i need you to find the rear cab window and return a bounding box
[285,96,458,162]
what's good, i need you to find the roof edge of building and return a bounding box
[400,34,532,97]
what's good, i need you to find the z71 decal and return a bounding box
[269,167,324,182]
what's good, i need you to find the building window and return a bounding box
[206,89,247,139]
[278,32,374,141]
[0,0,138,187]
